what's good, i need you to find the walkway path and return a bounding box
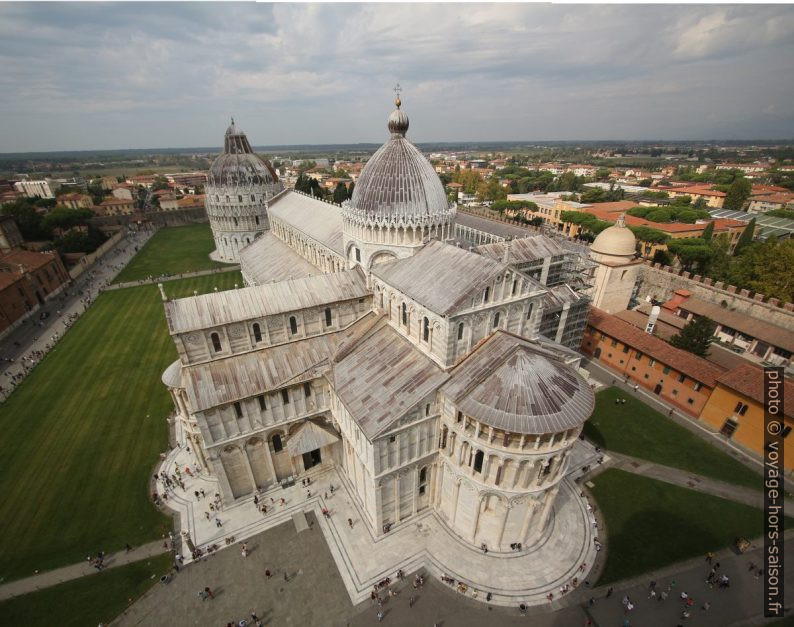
[604,451,794,510]
[0,540,168,601]
[581,359,794,492]
[106,264,241,291]
[0,228,155,401]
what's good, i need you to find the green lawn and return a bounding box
[0,554,171,627]
[0,273,241,582]
[112,224,232,283]
[591,469,790,585]
[584,387,762,490]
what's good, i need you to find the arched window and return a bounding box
[457,323,464,340]
[457,411,463,423]
[238,195,243,203]
[272,434,283,453]
[483,287,490,303]
[401,303,407,326]
[210,332,222,352]
[511,279,518,296]
[473,450,484,474]
[255,215,260,225]
[233,217,238,226]
[526,303,534,320]
[423,317,429,342]
[493,312,500,328]
[494,465,502,485]
[419,467,427,483]
[289,316,298,335]
[355,248,361,262]
[252,323,262,343]
[325,307,332,327]
[251,194,256,202]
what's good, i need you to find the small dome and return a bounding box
[161,359,183,388]
[207,119,281,188]
[591,214,636,257]
[349,97,450,220]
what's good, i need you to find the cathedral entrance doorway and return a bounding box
[303,448,322,471]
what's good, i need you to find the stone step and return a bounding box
[292,511,310,533]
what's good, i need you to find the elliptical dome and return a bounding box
[207,119,280,188]
[350,98,450,220]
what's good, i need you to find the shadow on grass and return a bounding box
[599,508,721,585]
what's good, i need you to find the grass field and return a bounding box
[112,224,232,284]
[0,554,171,627]
[0,272,241,582]
[584,387,762,490]
[590,469,789,585]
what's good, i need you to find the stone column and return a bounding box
[242,447,258,492]
[262,439,277,485]
[519,498,538,543]
[193,434,210,473]
[536,487,559,534]
[470,495,482,543]
[496,502,510,548]
[412,467,419,516]
[450,478,461,525]
[393,472,400,523]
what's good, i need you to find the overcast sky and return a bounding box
[1,2,793,152]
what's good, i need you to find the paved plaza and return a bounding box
[159,420,604,608]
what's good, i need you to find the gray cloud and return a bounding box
[0,2,792,151]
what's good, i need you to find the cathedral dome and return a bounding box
[349,98,450,220]
[591,214,636,258]
[207,119,280,188]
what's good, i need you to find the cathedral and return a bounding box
[161,97,597,553]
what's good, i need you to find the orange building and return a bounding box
[582,308,724,417]
[699,364,794,471]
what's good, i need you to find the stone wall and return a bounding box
[69,229,126,280]
[636,262,794,330]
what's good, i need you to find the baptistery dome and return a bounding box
[207,120,280,188]
[205,119,284,263]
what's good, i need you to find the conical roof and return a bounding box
[208,118,281,188]
[452,344,594,435]
[349,97,450,220]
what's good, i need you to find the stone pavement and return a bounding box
[0,540,168,601]
[158,421,602,607]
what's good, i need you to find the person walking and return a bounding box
[205,587,214,599]
[348,518,353,528]
[377,609,384,622]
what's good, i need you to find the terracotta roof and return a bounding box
[587,308,726,387]
[660,185,726,197]
[0,250,55,272]
[716,364,793,418]
[584,201,637,214]
[676,298,794,353]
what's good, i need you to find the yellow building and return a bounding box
[699,364,794,471]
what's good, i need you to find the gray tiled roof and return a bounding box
[332,318,448,439]
[456,212,533,240]
[443,331,594,435]
[268,190,345,256]
[239,232,320,285]
[164,267,368,334]
[371,241,512,316]
[475,235,568,263]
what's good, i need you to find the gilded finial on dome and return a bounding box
[393,83,402,109]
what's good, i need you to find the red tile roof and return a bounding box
[0,250,56,272]
[716,364,793,418]
[587,308,726,387]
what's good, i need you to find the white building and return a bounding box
[161,98,594,558]
[14,179,59,199]
[205,120,284,262]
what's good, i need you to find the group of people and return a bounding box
[0,230,152,400]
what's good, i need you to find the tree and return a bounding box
[41,207,94,233]
[1,200,46,240]
[702,221,715,241]
[652,249,672,266]
[669,316,716,357]
[733,218,755,255]
[667,238,714,272]
[723,178,752,211]
[638,178,653,187]
[692,196,707,210]
[332,182,348,204]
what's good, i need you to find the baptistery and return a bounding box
[205,119,284,262]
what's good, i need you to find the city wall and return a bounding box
[636,262,794,330]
